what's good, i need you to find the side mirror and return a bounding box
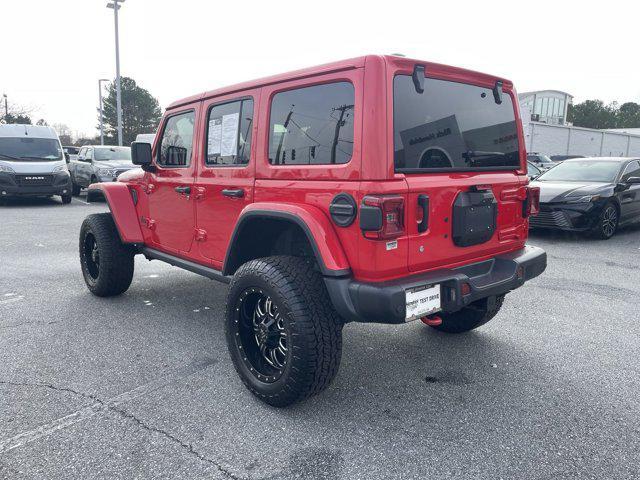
[626,176,640,184]
[64,152,70,163]
[131,141,152,166]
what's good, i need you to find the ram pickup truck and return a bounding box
[68,145,136,195]
[78,55,546,407]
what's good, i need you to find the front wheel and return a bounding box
[71,181,81,196]
[79,213,134,297]
[225,256,343,407]
[591,202,618,239]
[430,294,505,334]
[61,193,72,204]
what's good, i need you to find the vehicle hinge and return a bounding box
[194,186,206,200]
[141,216,156,230]
[194,228,207,242]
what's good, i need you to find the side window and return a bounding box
[78,148,85,159]
[85,148,93,161]
[268,81,354,165]
[205,99,253,166]
[621,161,640,182]
[158,111,195,167]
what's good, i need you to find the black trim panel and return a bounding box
[324,245,546,324]
[223,210,352,278]
[142,247,230,284]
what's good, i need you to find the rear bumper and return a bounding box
[324,245,547,324]
[0,172,72,197]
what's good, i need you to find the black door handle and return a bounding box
[222,188,244,198]
[417,194,429,233]
[174,186,191,194]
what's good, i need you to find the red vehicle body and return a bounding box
[80,55,546,406]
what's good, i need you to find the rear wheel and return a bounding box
[71,181,81,196]
[430,294,505,334]
[79,213,134,297]
[225,256,342,407]
[591,202,618,239]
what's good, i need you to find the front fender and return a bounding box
[224,202,351,277]
[87,183,144,244]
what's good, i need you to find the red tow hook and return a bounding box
[421,315,442,326]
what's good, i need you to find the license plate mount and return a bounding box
[405,284,441,322]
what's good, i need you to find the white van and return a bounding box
[0,124,73,204]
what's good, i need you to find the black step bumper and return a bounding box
[324,245,546,324]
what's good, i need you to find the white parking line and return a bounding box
[0,358,216,453]
[71,197,90,205]
[0,295,24,306]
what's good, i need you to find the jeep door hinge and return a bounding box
[194,228,207,242]
[141,216,156,230]
[194,186,206,201]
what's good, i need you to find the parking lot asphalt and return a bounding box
[1,194,639,480]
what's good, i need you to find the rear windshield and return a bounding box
[94,147,131,161]
[393,75,520,172]
[0,137,62,161]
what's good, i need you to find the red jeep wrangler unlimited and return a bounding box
[79,56,546,406]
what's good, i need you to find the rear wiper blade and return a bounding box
[0,153,21,160]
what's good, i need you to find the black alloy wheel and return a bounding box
[230,289,289,383]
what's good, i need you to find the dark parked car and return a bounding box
[62,146,80,162]
[527,161,543,180]
[527,152,556,170]
[530,157,640,239]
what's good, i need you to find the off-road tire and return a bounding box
[590,202,618,240]
[225,256,343,407]
[61,193,72,204]
[79,213,134,297]
[430,294,505,334]
[71,181,81,196]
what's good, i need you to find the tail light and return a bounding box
[360,195,405,240]
[523,186,540,218]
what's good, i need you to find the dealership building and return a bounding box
[519,90,640,157]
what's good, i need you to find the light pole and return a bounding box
[107,0,125,146]
[2,94,7,122]
[98,79,109,145]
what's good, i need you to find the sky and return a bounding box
[3,0,639,138]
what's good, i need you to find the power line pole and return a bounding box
[2,94,7,121]
[330,104,353,164]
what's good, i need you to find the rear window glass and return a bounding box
[269,82,354,165]
[393,75,520,172]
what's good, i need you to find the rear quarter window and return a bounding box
[393,75,520,172]
[268,82,354,166]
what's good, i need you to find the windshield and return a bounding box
[528,153,554,164]
[64,146,79,155]
[393,75,520,172]
[536,160,621,183]
[94,147,131,161]
[0,137,62,161]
